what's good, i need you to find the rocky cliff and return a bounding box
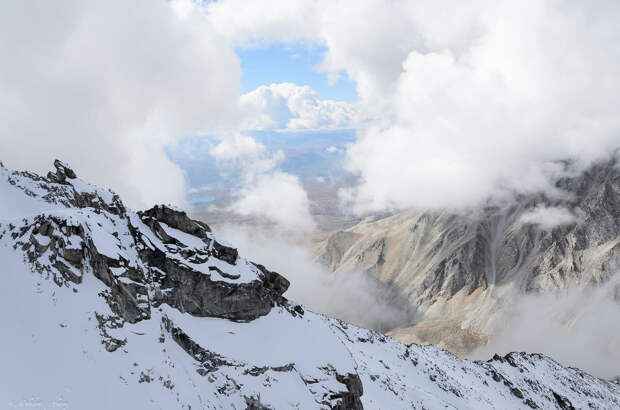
[1,160,619,409]
[314,158,620,355]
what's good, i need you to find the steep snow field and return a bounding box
[1,161,619,409]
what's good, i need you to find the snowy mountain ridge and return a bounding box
[0,160,618,409]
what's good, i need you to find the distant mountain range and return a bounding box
[314,158,620,363]
[167,129,356,206]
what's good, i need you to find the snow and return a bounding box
[34,233,50,246]
[68,177,115,204]
[0,168,59,219]
[3,239,617,410]
[162,306,356,375]
[155,221,261,284]
[87,213,124,259]
[128,213,166,252]
[181,255,261,284]
[159,222,206,250]
[1,162,619,409]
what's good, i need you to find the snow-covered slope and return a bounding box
[1,160,619,409]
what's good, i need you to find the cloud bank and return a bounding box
[472,276,620,379]
[207,0,620,212]
[209,134,315,231]
[0,0,241,209]
[240,83,357,131]
[518,205,582,230]
[216,225,417,331]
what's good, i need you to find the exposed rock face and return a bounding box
[134,205,288,321]
[315,158,620,354]
[148,251,288,321]
[1,160,619,409]
[139,204,211,236]
[47,159,76,183]
[2,160,289,325]
[332,373,364,410]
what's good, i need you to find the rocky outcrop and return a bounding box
[148,250,288,321]
[252,263,291,296]
[3,160,289,326]
[47,159,77,182]
[332,373,364,410]
[139,204,211,237]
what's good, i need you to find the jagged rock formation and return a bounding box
[3,164,288,324]
[1,160,619,409]
[314,158,620,355]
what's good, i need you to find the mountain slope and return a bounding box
[314,159,620,355]
[1,160,619,409]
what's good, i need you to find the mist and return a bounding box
[517,205,583,231]
[214,224,417,332]
[471,275,620,379]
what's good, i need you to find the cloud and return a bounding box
[232,172,315,231]
[518,205,581,230]
[187,185,213,195]
[471,276,620,379]
[216,225,417,331]
[240,83,357,131]
[0,0,241,209]
[210,134,269,162]
[207,0,620,212]
[209,134,315,231]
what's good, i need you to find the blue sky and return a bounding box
[237,43,358,102]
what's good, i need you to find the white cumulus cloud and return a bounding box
[209,134,315,231]
[518,205,581,230]
[0,0,241,209]
[207,0,620,212]
[240,83,357,131]
[232,172,315,231]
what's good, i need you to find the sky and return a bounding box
[0,0,619,229]
[238,43,358,102]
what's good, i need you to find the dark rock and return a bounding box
[138,371,152,383]
[244,396,271,410]
[47,170,65,184]
[253,263,290,296]
[147,248,286,321]
[62,248,83,266]
[552,391,576,410]
[162,316,239,373]
[95,312,127,352]
[525,398,539,408]
[54,159,77,179]
[47,159,77,183]
[209,266,240,280]
[511,387,524,399]
[212,240,238,264]
[243,363,295,376]
[139,205,211,238]
[332,373,364,410]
